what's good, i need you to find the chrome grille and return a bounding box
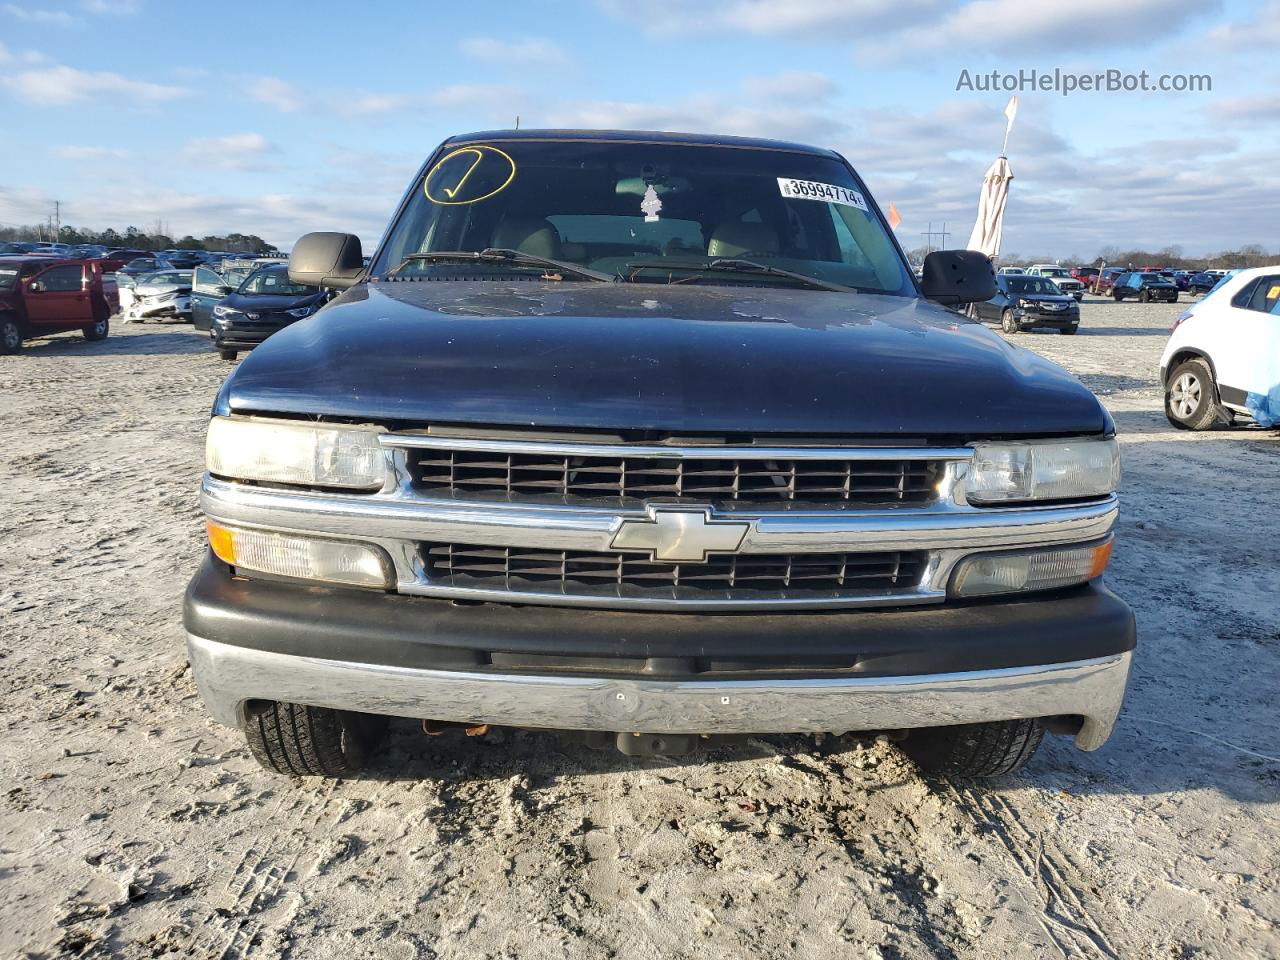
[422,543,927,602]
[410,449,940,506]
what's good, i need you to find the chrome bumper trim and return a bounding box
[187,634,1130,752]
[201,476,1118,556]
[201,474,1117,609]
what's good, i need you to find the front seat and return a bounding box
[707,222,781,259]
[491,219,563,259]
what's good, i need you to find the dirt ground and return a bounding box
[1,298,1277,960]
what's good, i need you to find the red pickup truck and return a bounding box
[0,256,118,354]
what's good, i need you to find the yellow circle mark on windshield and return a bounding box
[424,145,516,205]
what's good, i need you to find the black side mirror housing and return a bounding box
[213,285,233,297]
[288,232,364,289]
[921,250,996,306]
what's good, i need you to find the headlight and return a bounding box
[950,540,1112,598]
[286,305,315,318]
[967,438,1119,504]
[212,304,238,318]
[206,416,386,489]
[207,521,393,588]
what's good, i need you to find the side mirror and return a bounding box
[213,285,233,297]
[288,232,364,289]
[921,250,996,306]
[28,280,43,293]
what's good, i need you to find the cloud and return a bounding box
[2,3,79,25]
[461,36,566,65]
[599,0,1220,56]
[742,71,836,99]
[4,64,188,105]
[246,74,521,117]
[53,145,129,159]
[0,41,47,65]
[881,0,1217,57]
[1209,1,1280,50]
[80,0,143,12]
[544,76,845,143]
[181,133,271,170]
[1215,93,1280,122]
[247,76,304,112]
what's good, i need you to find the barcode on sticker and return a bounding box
[777,178,868,210]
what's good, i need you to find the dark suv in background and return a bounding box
[1113,271,1179,302]
[971,272,1080,334]
[207,262,327,361]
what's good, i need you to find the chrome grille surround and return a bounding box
[201,429,1119,611]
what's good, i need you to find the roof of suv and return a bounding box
[444,128,841,157]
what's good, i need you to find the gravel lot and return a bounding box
[1,298,1277,960]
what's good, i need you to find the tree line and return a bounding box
[0,223,277,254]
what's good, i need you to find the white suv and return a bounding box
[1159,266,1280,430]
[1026,265,1084,300]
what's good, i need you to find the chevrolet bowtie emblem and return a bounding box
[610,507,750,562]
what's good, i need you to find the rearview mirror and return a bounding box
[288,232,364,289]
[920,250,996,306]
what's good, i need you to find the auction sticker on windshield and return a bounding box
[777,178,868,210]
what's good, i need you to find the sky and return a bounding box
[1,0,1277,259]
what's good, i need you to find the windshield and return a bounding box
[375,139,914,295]
[1040,267,1069,277]
[238,266,313,296]
[1008,276,1064,295]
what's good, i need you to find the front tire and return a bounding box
[1139,289,1150,303]
[1165,357,1221,430]
[81,318,109,341]
[1060,324,1079,335]
[243,701,386,777]
[0,316,22,355]
[1000,309,1019,334]
[219,349,237,361]
[900,719,1044,778]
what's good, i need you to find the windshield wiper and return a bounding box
[623,258,855,293]
[392,248,614,282]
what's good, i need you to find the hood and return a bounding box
[136,282,191,297]
[217,280,1108,439]
[222,290,325,312]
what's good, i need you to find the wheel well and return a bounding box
[1165,349,1217,387]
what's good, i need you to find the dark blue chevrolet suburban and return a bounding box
[184,130,1134,781]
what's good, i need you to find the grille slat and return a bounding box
[423,543,927,600]
[412,449,940,507]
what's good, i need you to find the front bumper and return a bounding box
[210,317,294,350]
[1015,308,1079,328]
[184,556,1135,750]
[128,296,192,320]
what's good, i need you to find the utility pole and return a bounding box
[919,221,951,256]
[54,201,61,240]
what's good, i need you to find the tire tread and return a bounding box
[901,719,1045,778]
[244,701,366,777]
